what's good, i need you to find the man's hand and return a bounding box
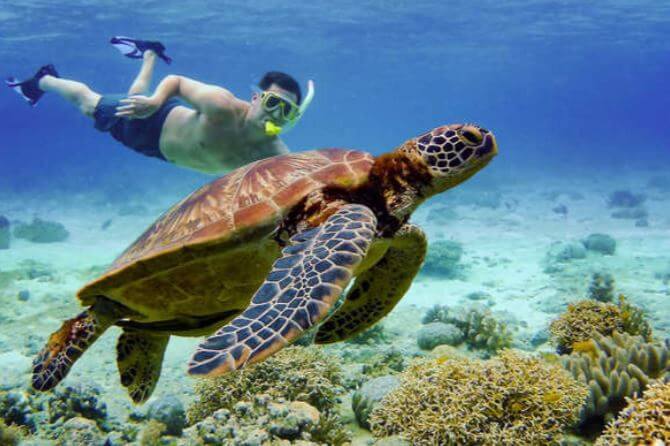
[115,95,162,119]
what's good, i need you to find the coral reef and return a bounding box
[610,207,648,220]
[0,391,37,431]
[0,419,23,446]
[187,346,344,424]
[587,272,615,302]
[560,331,670,435]
[182,396,350,445]
[419,304,513,356]
[346,323,388,345]
[352,375,401,429]
[55,417,104,446]
[606,190,646,208]
[45,382,108,428]
[420,240,464,278]
[549,300,624,354]
[617,295,653,342]
[0,215,9,249]
[549,298,652,354]
[595,380,670,445]
[13,217,69,243]
[359,349,406,379]
[416,322,463,350]
[543,241,586,273]
[582,234,616,255]
[137,420,168,446]
[370,350,587,445]
[146,395,186,436]
[606,190,648,224]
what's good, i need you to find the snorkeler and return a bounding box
[5,37,314,175]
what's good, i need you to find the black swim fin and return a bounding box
[110,36,172,64]
[5,64,59,106]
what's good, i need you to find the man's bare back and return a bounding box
[160,96,289,174]
[7,38,306,176]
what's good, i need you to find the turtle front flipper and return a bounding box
[117,329,169,404]
[315,223,427,344]
[188,204,378,377]
[32,297,128,392]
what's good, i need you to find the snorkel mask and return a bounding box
[255,80,315,136]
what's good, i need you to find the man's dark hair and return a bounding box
[259,71,302,104]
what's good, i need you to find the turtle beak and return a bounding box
[476,133,498,159]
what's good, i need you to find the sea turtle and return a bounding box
[32,123,498,403]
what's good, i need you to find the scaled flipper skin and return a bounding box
[117,329,169,404]
[188,204,378,376]
[315,224,427,343]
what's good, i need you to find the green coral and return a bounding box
[421,304,450,324]
[560,331,670,435]
[138,420,168,446]
[617,295,652,342]
[0,419,23,446]
[595,380,670,445]
[370,350,587,445]
[420,304,512,356]
[187,346,344,424]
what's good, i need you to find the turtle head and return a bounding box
[410,123,498,195]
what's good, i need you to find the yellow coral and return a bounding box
[595,380,670,445]
[549,300,624,353]
[370,350,587,446]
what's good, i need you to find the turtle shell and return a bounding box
[78,149,374,321]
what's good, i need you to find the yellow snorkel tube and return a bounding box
[264,80,315,136]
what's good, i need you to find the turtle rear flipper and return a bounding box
[117,329,169,404]
[32,298,127,392]
[188,204,378,376]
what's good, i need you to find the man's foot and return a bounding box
[5,64,59,106]
[110,36,172,64]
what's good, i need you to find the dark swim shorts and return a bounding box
[92,94,181,161]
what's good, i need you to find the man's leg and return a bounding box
[127,51,157,96]
[38,76,101,117]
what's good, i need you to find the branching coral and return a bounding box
[560,332,670,435]
[187,346,344,424]
[420,304,513,356]
[549,300,624,354]
[459,307,513,356]
[370,350,587,445]
[595,380,670,445]
[617,295,652,342]
[550,298,652,354]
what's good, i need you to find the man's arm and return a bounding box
[116,75,241,121]
[153,75,240,120]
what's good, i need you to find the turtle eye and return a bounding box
[461,128,483,145]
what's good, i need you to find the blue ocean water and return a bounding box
[0,1,669,444]
[1,0,668,193]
